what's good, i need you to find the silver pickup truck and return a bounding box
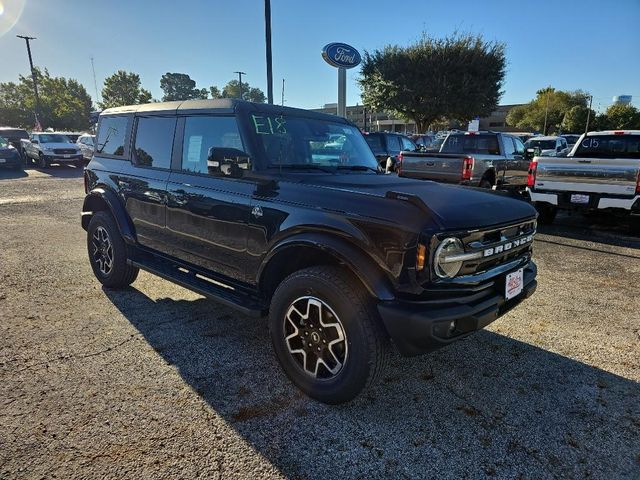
[21,132,84,169]
[529,130,640,226]
[398,131,530,191]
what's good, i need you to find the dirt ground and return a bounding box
[1,166,639,479]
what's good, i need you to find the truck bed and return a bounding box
[399,152,471,183]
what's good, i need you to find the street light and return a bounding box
[16,35,42,129]
[234,71,246,100]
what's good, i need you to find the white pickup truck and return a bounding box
[528,130,640,227]
[21,132,85,169]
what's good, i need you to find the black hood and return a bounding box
[296,174,537,230]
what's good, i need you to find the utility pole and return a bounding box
[91,57,100,106]
[542,89,550,135]
[585,95,593,134]
[281,78,285,106]
[234,71,246,100]
[17,35,42,129]
[264,0,274,104]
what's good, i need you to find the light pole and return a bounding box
[234,71,246,100]
[543,89,550,135]
[17,35,42,128]
[585,95,593,133]
[264,0,274,104]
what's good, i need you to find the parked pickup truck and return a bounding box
[398,131,529,191]
[529,130,640,226]
[21,132,84,168]
[82,99,538,404]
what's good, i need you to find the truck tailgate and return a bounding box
[534,156,640,196]
[401,153,464,183]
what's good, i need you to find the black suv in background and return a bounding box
[0,127,29,157]
[82,99,538,404]
[362,131,417,172]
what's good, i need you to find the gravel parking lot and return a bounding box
[1,167,639,479]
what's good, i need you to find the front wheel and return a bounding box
[269,266,389,404]
[87,211,139,288]
[38,154,49,169]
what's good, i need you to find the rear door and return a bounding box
[120,115,175,253]
[502,135,528,187]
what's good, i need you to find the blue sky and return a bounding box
[0,0,639,112]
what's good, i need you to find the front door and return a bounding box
[165,115,253,282]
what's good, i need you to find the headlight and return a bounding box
[434,237,466,278]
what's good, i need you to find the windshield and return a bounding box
[0,136,8,148]
[39,134,71,143]
[525,139,556,150]
[441,134,500,155]
[252,114,379,170]
[574,135,640,159]
[563,135,580,145]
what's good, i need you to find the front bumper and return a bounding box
[0,155,23,169]
[378,261,537,356]
[44,153,83,163]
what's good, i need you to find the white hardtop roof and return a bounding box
[527,136,558,141]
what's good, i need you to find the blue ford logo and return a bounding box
[322,43,361,69]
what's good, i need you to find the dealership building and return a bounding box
[311,103,525,133]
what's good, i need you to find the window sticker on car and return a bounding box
[252,115,287,135]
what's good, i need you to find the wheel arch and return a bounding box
[258,232,395,303]
[81,187,136,244]
[481,167,497,186]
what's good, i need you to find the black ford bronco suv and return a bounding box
[82,99,538,404]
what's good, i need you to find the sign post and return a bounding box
[322,43,361,118]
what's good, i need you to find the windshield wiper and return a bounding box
[336,165,381,174]
[267,164,335,174]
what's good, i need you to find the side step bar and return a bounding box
[128,254,267,317]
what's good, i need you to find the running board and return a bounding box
[128,255,267,317]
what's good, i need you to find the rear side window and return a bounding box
[133,117,176,169]
[574,135,640,158]
[364,134,384,154]
[441,134,500,155]
[400,136,416,151]
[181,116,244,174]
[386,135,402,154]
[96,116,128,156]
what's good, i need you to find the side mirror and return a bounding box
[207,147,250,178]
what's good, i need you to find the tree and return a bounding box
[597,104,640,130]
[561,105,595,133]
[160,72,208,101]
[358,32,506,132]
[100,70,152,109]
[0,68,92,130]
[506,88,589,134]
[209,80,266,103]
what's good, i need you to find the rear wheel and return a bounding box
[269,266,389,404]
[75,159,85,169]
[87,211,139,288]
[479,178,493,189]
[536,203,557,225]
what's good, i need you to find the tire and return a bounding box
[87,211,139,288]
[75,159,85,169]
[269,265,389,404]
[479,178,493,189]
[536,203,557,225]
[38,154,49,169]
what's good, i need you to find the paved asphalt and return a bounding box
[1,166,639,479]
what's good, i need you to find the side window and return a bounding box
[513,137,526,155]
[400,136,416,151]
[133,117,176,169]
[96,116,128,156]
[386,135,402,154]
[503,136,516,156]
[181,116,245,176]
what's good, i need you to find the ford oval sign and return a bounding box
[322,43,361,69]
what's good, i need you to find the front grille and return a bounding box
[53,148,76,155]
[456,219,536,276]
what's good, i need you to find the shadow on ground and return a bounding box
[538,211,640,247]
[105,287,640,479]
[0,164,85,181]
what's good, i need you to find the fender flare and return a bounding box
[258,232,395,301]
[81,187,136,244]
